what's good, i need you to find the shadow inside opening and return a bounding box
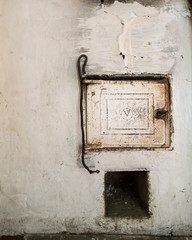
[105,171,150,218]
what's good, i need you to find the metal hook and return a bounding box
[77,54,88,80]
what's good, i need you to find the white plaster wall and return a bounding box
[0,0,191,236]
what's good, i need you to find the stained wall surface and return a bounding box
[0,0,191,236]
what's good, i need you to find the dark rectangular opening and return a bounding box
[105,171,150,218]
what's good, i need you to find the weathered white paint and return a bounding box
[0,0,191,236]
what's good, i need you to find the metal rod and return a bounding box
[77,54,100,174]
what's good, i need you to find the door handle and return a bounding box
[155,109,169,120]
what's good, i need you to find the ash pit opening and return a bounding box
[105,171,150,218]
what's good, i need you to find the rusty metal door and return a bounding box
[85,78,171,151]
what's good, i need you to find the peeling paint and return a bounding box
[77,1,190,74]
